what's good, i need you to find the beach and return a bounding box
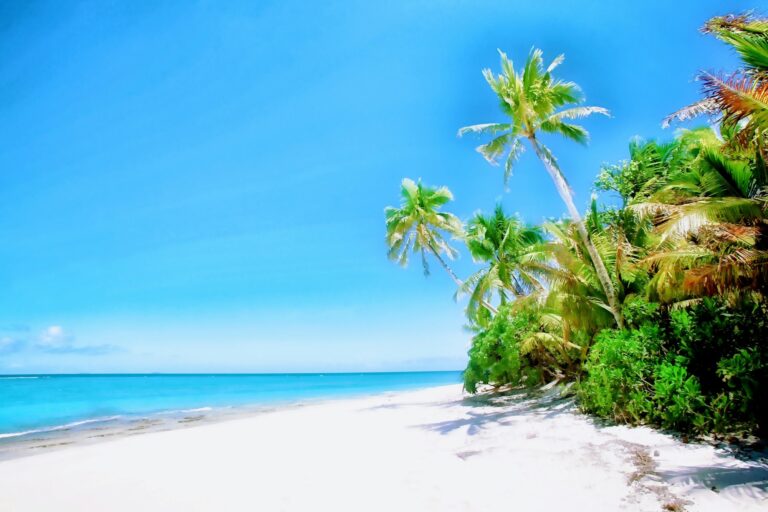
[0,384,765,511]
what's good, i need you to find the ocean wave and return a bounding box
[0,415,123,440]
[155,407,213,416]
[0,376,39,380]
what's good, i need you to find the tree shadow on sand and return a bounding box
[414,387,577,436]
[658,462,768,499]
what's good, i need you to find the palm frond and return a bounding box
[457,123,511,137]
[662,98,719,128]
[548,106,610,121]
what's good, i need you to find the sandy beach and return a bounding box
[0,384,765,512]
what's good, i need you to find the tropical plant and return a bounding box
[664,14,768,154]
[459,206,545,321]
[458,48,622,327]
[385,178,464,280]
[594,128,720,205]
[631,137,768,301]
[385,178,498,315]
[388,12,768,438]
[463,305,539,393]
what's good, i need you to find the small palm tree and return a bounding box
[459,48,622,327]
[459,205,545,320]
[385,178,499,315]
[385,178,463,279]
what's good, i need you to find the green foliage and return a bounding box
[578,326,659,423]
[384,178,463,276]
[463,306,539,393]
[595,139,678,204]
[392,12,768,439]
[459,205,545,322]
[621,296,660,329]
[653,361,707,431]
[580,299,768,434]
[458,48,608,185]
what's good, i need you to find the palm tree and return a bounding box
[459,205,545,320]
[458,48,622,327]
[385,178,499,315]
[664,14,768,154]
[537,220,617,336]
[634,146,768,301]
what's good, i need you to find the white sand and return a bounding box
[0,384,766,511]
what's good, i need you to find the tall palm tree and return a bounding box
[459,205,545,320]
[458,48,622,327]
[385,178,499,315]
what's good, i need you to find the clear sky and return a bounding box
[0,0,753,373]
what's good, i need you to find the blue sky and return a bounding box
[0,0,753,373]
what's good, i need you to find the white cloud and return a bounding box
[37,325,69,348]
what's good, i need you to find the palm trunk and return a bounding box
[427,245,499,315]
[527,135,624,328]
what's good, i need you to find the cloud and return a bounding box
[0,335,25,354]
[37,325,69,348]
[0,325,121,356]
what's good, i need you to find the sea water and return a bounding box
[0,372,461,440]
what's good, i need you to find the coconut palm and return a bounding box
[635,147,768,301]
[385,178,499,315]
[458,48,622,327]
[459,205,545,320]
[385,178,463,279]
[594,128,719,206]
[664,14,768,154]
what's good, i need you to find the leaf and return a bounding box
[662,98,718,128]
[457,123,511,137]
[548,106,610,121]
[476,133,511,164]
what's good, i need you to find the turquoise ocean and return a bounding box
[0,372,461,441]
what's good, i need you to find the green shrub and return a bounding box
[579,299,768,435]
[653,360,707,431]
[671,299,768,434]
[578,325,660,423]
[463,306,541,393]
[622,296,660,329]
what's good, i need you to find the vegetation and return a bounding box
[385,12,768,438]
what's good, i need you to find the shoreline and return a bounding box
[0,382,462,462]
[0,372,462,460]
[0,384,766,511]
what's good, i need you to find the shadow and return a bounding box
[365,400,463,411]
[659,464,768,499]
[413,387,578,436]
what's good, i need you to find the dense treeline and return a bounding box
[385,13,768,437]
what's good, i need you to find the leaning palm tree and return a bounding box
[385,179,500,316]
[459,205,545,320]
[385,178,463,279]
[458,48,622,327]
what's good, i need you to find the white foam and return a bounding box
[0,416,123,439]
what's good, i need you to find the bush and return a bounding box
[653,360,707,431]
[463,306,541,393]
[578,325,659,423]
[579,298,768,435]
